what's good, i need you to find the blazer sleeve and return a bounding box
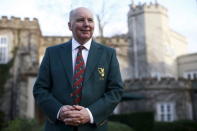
[33,48,63,122]
[88,48,123,126]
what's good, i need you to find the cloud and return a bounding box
[34,0,72,36]
[0,0,37,17]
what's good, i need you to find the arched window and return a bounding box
[0,36,8,64]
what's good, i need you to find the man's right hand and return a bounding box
[59,105,76,121]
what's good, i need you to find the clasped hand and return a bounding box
[59,105,90,126]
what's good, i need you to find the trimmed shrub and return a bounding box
[2,118,43,131]
[0,111,5,129]
[2,118,135,131]
[108,121,135,131]
[109,112,154,131]
[176,120,197,129]
[153,120,197,131]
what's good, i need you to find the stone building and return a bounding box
[120,78,197,121]
[127,2,187,79]
[0,1,196,122]
[177,53,197,79]
[119,2,197,122]
[0,16,41,120]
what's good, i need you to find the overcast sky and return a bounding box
[0,0,196,53]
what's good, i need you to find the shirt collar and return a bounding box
[72,38,92,51]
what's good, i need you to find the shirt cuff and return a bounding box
[86,108,94,123]
[57,106,63,119]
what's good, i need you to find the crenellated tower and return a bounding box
[0,16,40,29]
[0,16,41,64]
[128,2,187,78]
[0,16,42,120]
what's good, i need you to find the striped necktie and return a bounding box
[71,45,85,104]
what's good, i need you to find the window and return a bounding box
[0,36,8,64]
[0,37,7,44]
[187,74,191,79]
[184,71,197,80]
[151,72,161,79]
[156,102,175,122]
[194,73,197,79]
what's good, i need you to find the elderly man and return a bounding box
[33,7,123,131]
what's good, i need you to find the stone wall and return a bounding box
[0,16,40,120]
[0,16,40,30]
[119,78,197,121]
[177,53,197,78]
[127,3,188,78]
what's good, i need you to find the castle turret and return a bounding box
[0,16,43,120]
[0,16,40,30]
[127,2,187,78]
[0,16,42,64]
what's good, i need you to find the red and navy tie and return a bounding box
[71,46,85,104]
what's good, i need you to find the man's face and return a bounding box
[68,8,94,44]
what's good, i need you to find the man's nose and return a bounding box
[83,19,90,26]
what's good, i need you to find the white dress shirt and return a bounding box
[71,38,91,71]
[57,38,94,124]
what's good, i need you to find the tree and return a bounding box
[94,0,119,43]
[69,0,121,43]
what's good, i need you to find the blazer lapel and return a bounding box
[84,41,102,84]
[59,40,73,86]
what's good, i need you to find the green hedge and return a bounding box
[108,121,135,131]
[153,120,197,131]
[0,111,5,129]
[2,118,43,131]
[109,112,154,131]
[1,118,135,131]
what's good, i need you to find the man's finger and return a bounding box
[62,105,75,111]
[64,118,82,126]
[72,105,84,110]
[64,110,80,115]
[63,110,82,119]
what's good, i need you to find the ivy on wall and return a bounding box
[0,59,14,128]
[0,48,17,97]
[0,59,14,97]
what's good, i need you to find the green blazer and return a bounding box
[33,40,123,131]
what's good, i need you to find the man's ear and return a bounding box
[68,22,72,31]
